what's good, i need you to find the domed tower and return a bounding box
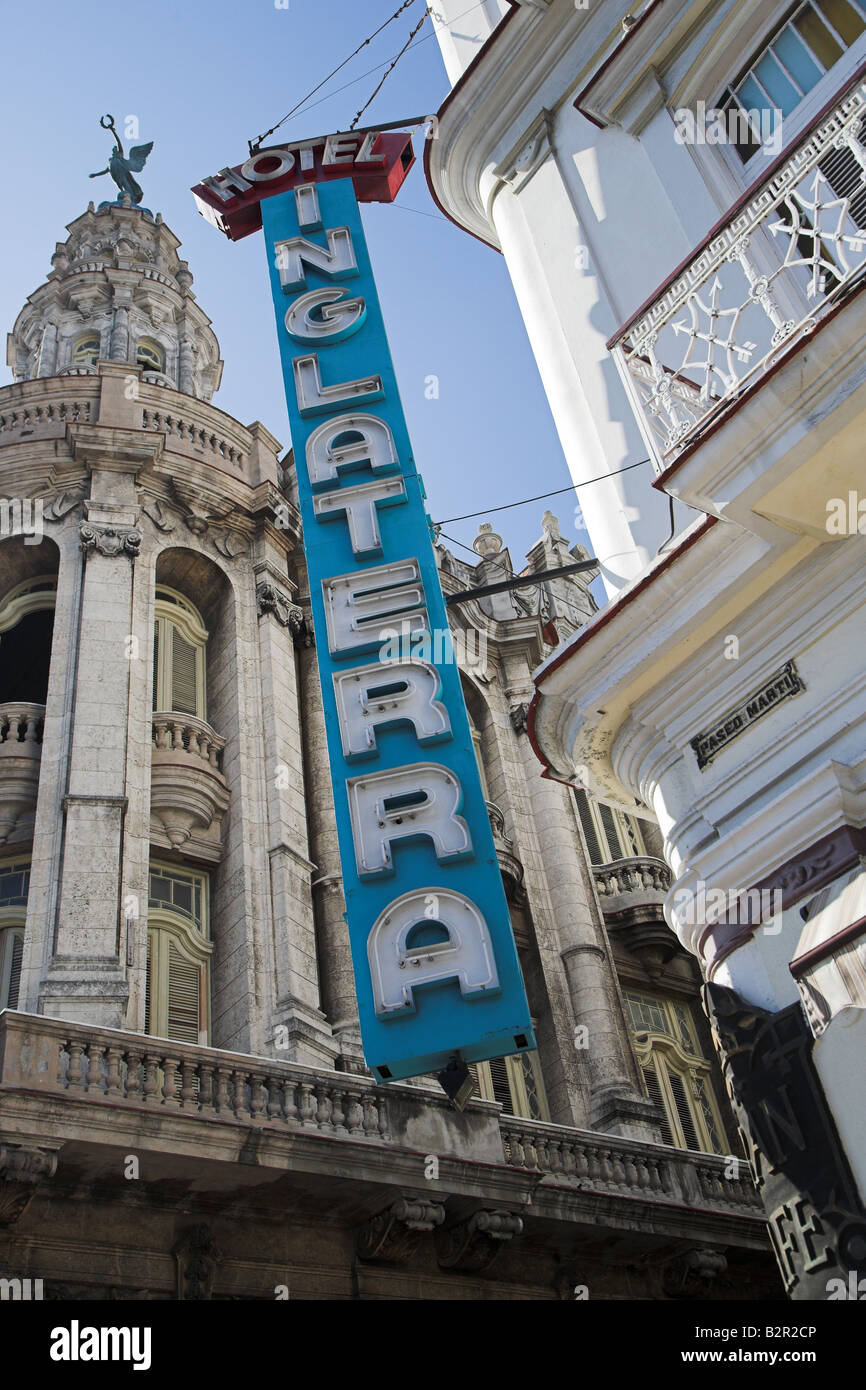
[7,199,222,399]
[0,197,346,1068]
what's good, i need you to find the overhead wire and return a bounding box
[433,458,652,527]
[251,0,496,142]
[249,0,422,151]
[349,8,431,129]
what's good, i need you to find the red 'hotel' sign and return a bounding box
[192,130,415,240]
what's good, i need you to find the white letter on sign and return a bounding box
[368,888,499,1016]
[347,763,472,876]
[333,659,451,759]
[324,559,428,657]
[305,413,399,488]
[314,477,406,557]
[293,354,384,416]
[273,228,359,292]
[285,287,367,342]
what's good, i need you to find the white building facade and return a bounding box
[429,0,866,1298]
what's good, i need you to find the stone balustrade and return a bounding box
[0,702,45,843]
[500,1115,761,1212]
[0,378,98,440]
[0,1011,763,1222]
[0,703,45,751]
[140,381,250,475]
[0,1012,389,1143]
[152,712,225,770]
[594,856,672,901]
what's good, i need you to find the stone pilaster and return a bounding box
[254,549,335,1068]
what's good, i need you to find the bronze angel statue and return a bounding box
[89,114,153,205]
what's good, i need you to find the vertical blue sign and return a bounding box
[263,178,534,1082]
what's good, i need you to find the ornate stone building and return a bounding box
[0,196,778,1299]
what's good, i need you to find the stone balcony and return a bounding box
[486,799,525,903]
[609,67,866,532]
[594,856,679,979]
[0,703,44,843]
[0,1008,769,1290]
[150,712,229,858]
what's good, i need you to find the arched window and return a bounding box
[0,577,57,706]
[71,334,100,368]
[136,339,165,374]
[153,587,208,718]
[146,861,211,1044]
[625,990,730,1155]
[0,859,30,1011]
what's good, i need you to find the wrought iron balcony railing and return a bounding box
[610,72,866,473]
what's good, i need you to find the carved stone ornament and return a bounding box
[705,982,866,1299]
[660,1246,729,1300]
[256,582,313,647]
[509,701,530,734]
[494,110,554,195]
[356,1196,446,1264]
[435,1209,523,1272]
[140,497,177,533]
[173,1223,221,1300]
[42,488,87,522]
[79,520,142,558]
[0,1142,60,1227]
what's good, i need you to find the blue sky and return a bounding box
[0,0,586,569]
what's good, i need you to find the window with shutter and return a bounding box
[575,790,603,863]
[146,862,211,1045]
[641,1065,674,1145]
[152,587,208,719]
[0,929,24,1010]
[574,790,649,864]
[171,627,199,715]
[628,991,730,1155]
[167,943,201,1044]
[472,1049,550,1120]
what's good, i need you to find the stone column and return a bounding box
[254,552,336,1068]
[178,336,196,396]
[39,507,142,1024]
[36,320,59,378]
[109,306,129,363]
[297,637,363,1069]
[37,401,160,1026]
[515,727,660,1140]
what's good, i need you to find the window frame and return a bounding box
[0,576,57,635]
[472,1048,550,1122]
[70,333,101,369]
[714,0,866,180]
[153,586,209,720]
[136,339,166,375]
[146,860,212,1045]
[0,918,25,1011]
[574,789,649,865]
[625,990,730,1155]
